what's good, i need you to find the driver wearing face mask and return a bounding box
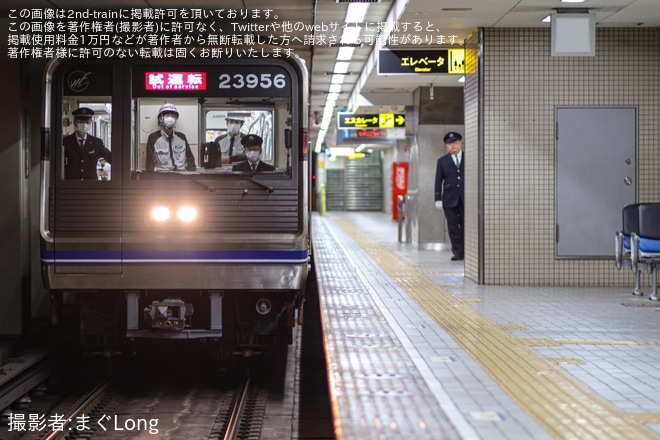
[146,103,196,172]
[212,112,251,166]
[231,135,275,172]
[63,107,112,180]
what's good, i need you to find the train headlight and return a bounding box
[177,206,198,222]
[151,206,171,222]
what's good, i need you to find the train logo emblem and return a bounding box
[67,71,91,93]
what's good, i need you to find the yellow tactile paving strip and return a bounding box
[333,217,659,440]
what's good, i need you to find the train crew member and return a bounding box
[434,131,464,261]
[146,103,196,172]
[214,112,249,165]
[63,107,112,180]
[232,135,275,172]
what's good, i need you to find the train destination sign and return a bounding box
[378,49,465,75]
[338,113,406,129]
[134,64,292,97]
[146,72,207,91]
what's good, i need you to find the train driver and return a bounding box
[145,103,196,172]
[63,107,112,180]
[231,135,276,172]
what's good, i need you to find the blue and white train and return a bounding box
[40,52,310,358]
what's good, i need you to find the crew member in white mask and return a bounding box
[213,112,250,165]
[231,135,275,172]
[146,103,196,172]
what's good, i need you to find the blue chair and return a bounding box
[615,203,644,295]
[631,203,660,301]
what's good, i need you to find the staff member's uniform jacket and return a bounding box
[63,133,112,180]
[202,132,246,167]
[434,151,464,257]
[146,129,196,172]
[232,159,275,172]
[215,132,245,157]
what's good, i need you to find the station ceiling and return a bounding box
[3,0,659,150]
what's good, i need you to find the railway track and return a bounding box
[0,272,331,439]
[2,343,292,439]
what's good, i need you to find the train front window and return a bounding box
[130,64,295,178]
[61,98,113,181]
[132,99,288,175]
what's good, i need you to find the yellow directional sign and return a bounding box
[338,113,406,129]
[448,48,465,74]
[379,113,394,128]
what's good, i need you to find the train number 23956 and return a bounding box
[218,73,287,90]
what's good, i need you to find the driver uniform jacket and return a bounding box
[63,133,112,180]
[146,130,196,172]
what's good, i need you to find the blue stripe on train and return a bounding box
[41,249,309,265]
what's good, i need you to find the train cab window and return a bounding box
[61,99,113,181]
[129,64,297,179]
[132,99,290,175]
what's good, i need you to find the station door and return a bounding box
[555,106,637,257]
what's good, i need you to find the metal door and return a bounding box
[555,106,637,257]
[345,154,383,211]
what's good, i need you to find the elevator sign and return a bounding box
[378,49,465,75]
[337,113,406,129]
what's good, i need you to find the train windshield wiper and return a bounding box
[232,173,275,193]
[131,170,275,193]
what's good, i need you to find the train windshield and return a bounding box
[55,60,301,183]
[130,64,296,178]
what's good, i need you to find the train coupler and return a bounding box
[143,298,194,330]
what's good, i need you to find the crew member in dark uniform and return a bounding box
[232,135,275,172]
[434,131,464,260]
[63,107,112,180]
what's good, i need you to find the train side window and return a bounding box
[61,98,113,181]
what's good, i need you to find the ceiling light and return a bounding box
[457,76,465,83]
[345,3,369,23]
[331,74,345,84]
[341,26,361,45]
[326,92,341,102]
[337,46,355,60]
[542,15,551,23]
[328,84,343,93]
[561,0,586,3]
[334,62,350,74]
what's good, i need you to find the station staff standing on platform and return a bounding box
[63,107,112,180]
[146,103,196,172]
[231,135,275,172]
[435,131,464,261]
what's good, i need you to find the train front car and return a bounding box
[40,54,310,359]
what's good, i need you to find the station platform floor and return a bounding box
[311,211,660,440]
